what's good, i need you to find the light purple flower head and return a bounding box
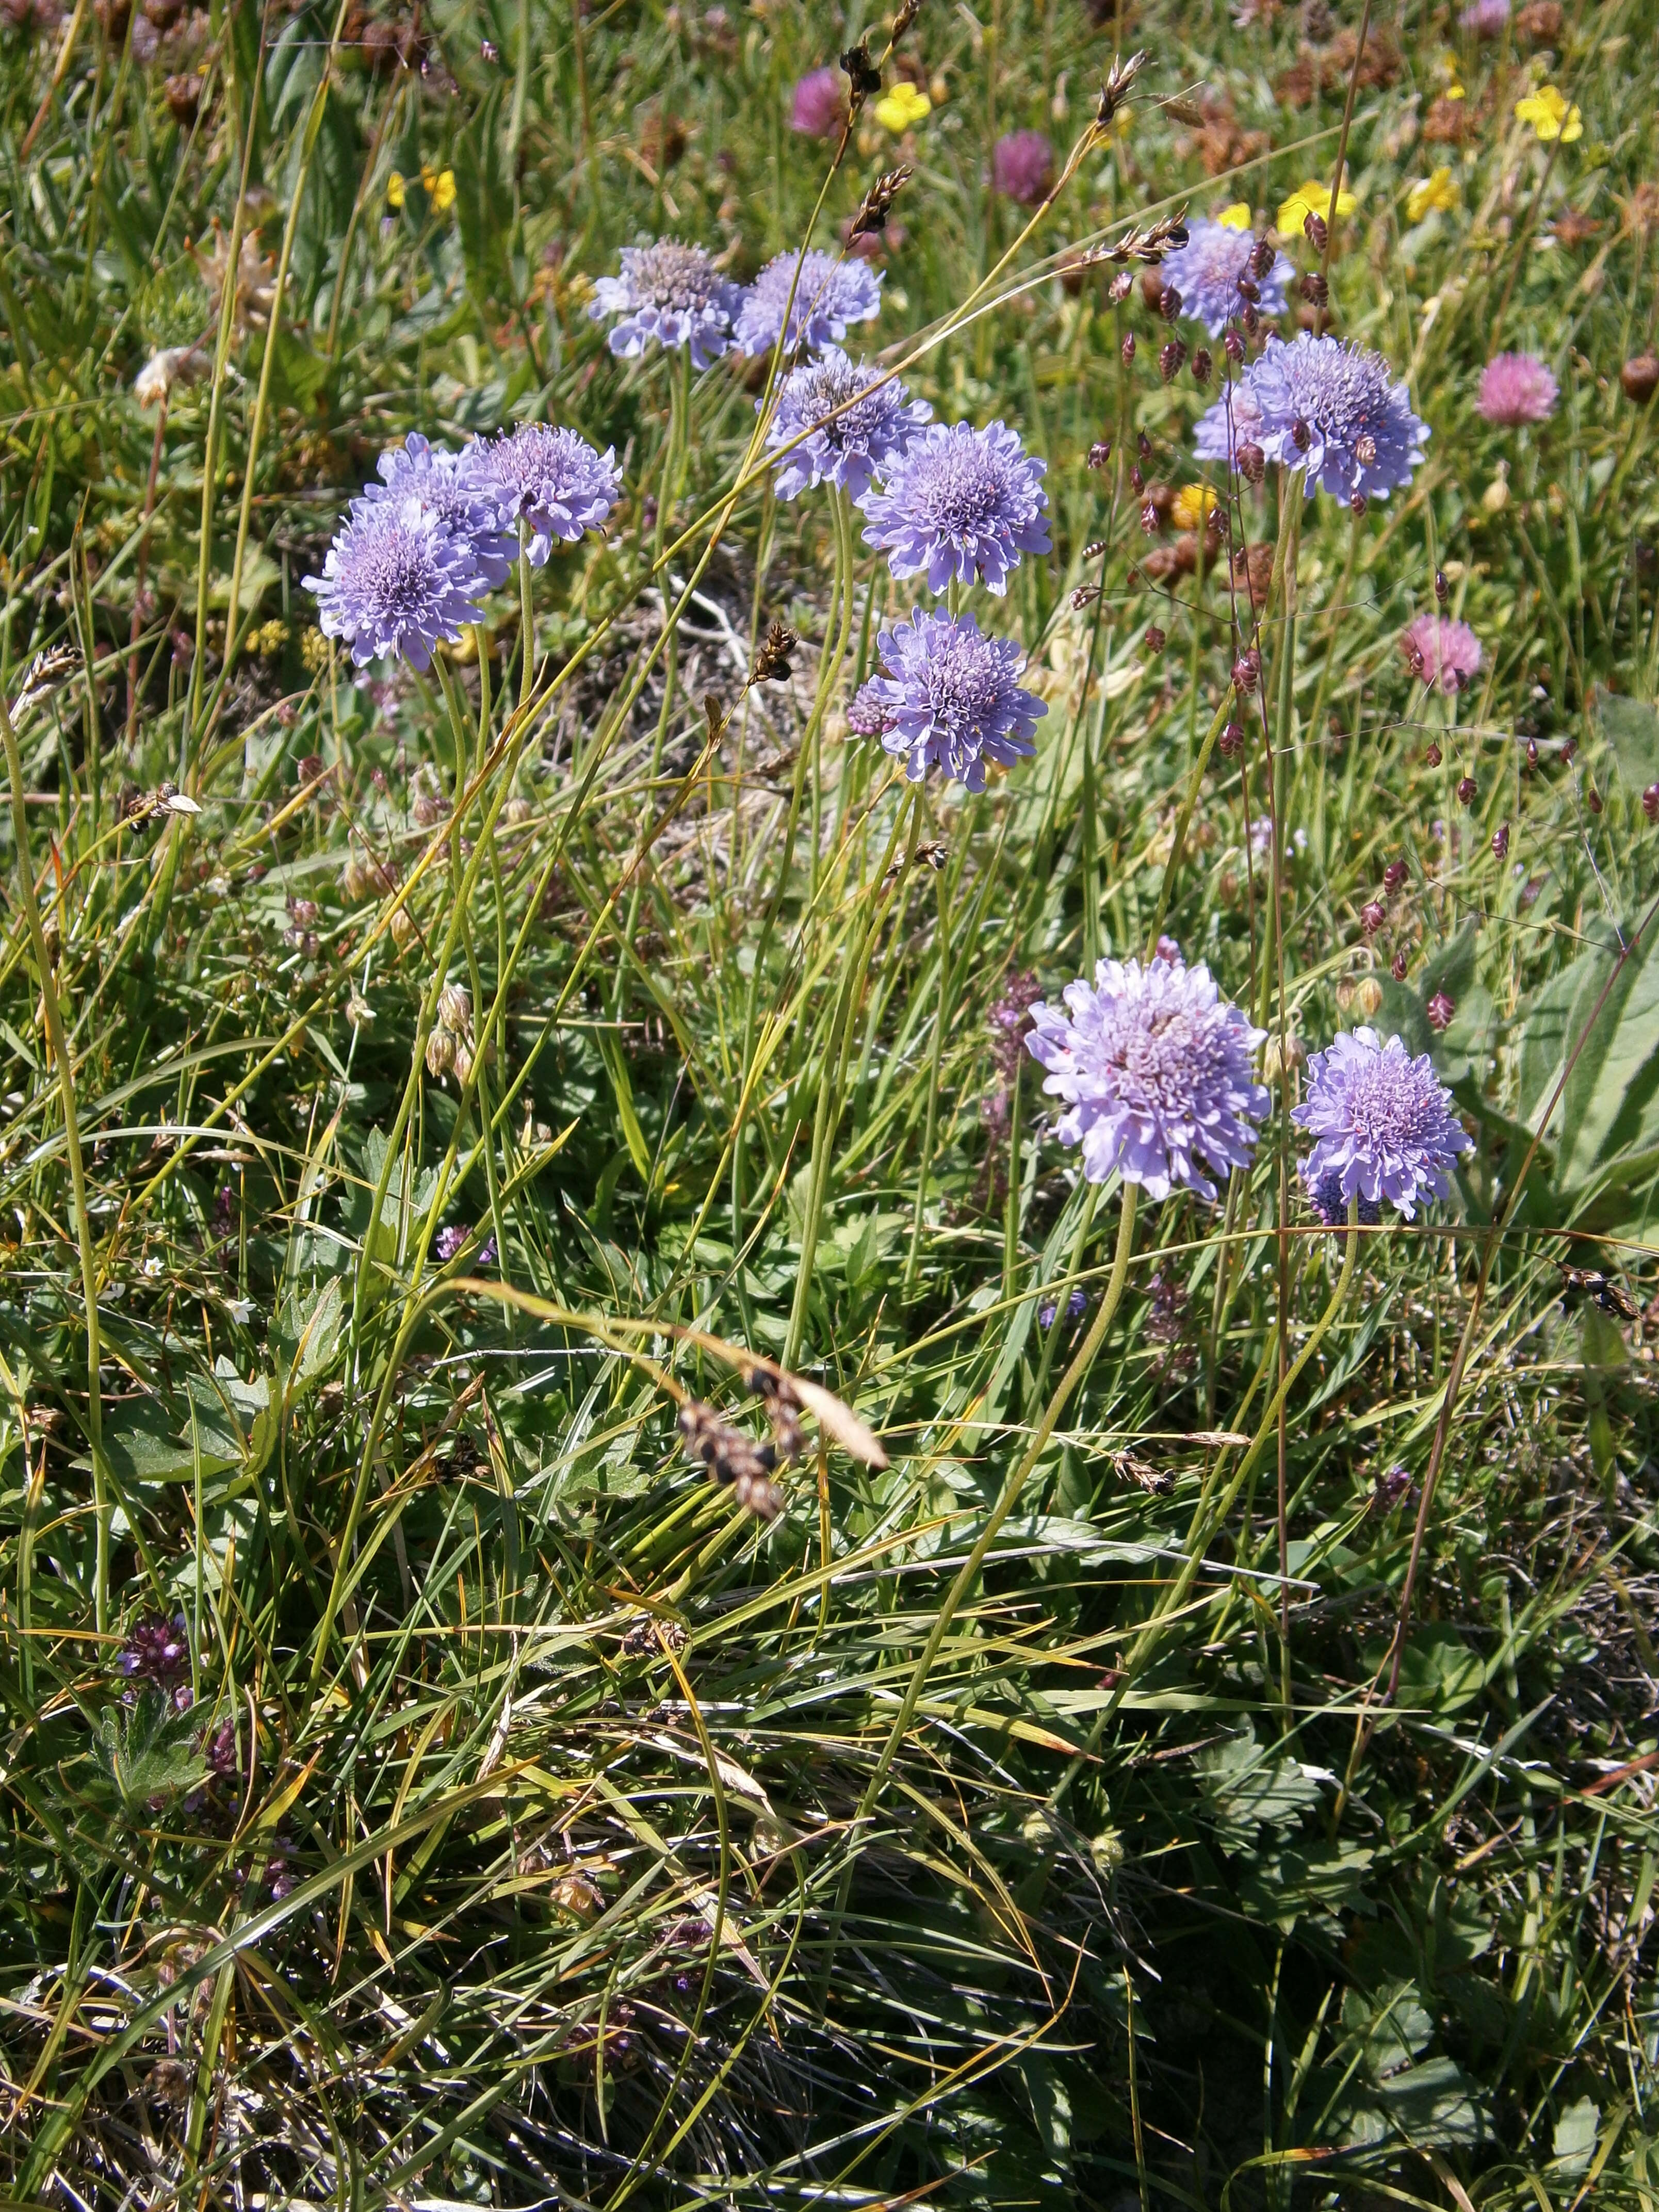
[1292,1027,1473,1220]
[1476,351,1557,426]
[859,607,1047,790]
[590,239,745,368]
[476,425,621,566]
[991,130,1055,207]
[1194,332,1428,503]
[1026,955,1269,1202]
[1308,1170,1382,1228]
[734,248,882,356]
[858,419,1051,595]
[362,433,517,587]
[1400,613,1483,694]
[1460,0,1509,32]
[846,677,893,736]
[1161,219,1290,336]
[791,66,844,138]
[304,495,490,670]
[763,348,932,500]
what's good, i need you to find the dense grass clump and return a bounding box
[1,0,1657,2204]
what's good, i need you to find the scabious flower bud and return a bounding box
[1426,990,1455,1032]
[1159,339,1188,384]
[1237,441,1266,484]
[1192,347,1212,387]
[1492,820,1510,859]
[1456,775,1477,806]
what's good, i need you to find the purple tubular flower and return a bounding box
[361,433,517,587]
[860,607,1047,791]
[846,677,894,736]
[1309,1168,1382,1227]
[476,425,621,566]
[1476,351,1558,426]
[1461,0,1509,32]
[1292,1026,1473,1221]
[1193,333,1428,503]
[1025,955,1269,1202]
[1161,219,1290,336]
[734,249,882,356]
[1400,613,1483,694]
[304,495,490,671]
[858,419,1051,595]
[763,348,932,500]
[791,66,845,138]
[590,240,745,368]
[119,1613,191,1687]
[991,130,1055,206]
[435,1224,467,1262]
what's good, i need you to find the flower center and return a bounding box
[351,516,442,617]
[632,243,719,311]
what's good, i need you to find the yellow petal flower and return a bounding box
[430,167,457,213]
[1276,177,1358,238]
[1515,85,1582,142]
[873,82,931,132]
[1216,201,1253,230]
[386,170,406,210]
[1170,483,1219,531]
[1406,166,1459,222]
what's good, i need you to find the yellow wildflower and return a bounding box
[420,162,458,212]
[1216,201,1253,230]
[386,170,406,210]
[1170,483,1218,531]
[1407,167,1459,222]
[873,82,930,132]
[1515,86,1582,143]
[1276,177,1358,237]
[299,627,330,673]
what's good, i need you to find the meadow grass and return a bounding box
[1,0,1658,2204]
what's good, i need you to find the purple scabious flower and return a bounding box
[1161,219,1291,336]
[1461,0,1509,31]
[763,348,932,500]
[476,425,621,566]
[858,419,1051,595]
[362,433,517,587]
[734,249,882,357]
[1309,1169,1382,1227]
[860,607,1047,791]
[1400,613,1483,694]
[991,130,1055,206]
[791,66,844,138]
[304,495,490,671]
[1292,1027,1473,1221]
[590,240,745,368]
[1193,333,1428,503]
[1476,351,1557,426]
[1027,957,1268,1201]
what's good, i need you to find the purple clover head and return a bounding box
[991,130,1055,207]
[1476,351,1558,426]
[1461,0,1509,28]
[1161,219,1290,337]
[1292,1026,1474,1221]
[858,418,1051,596]
[1193,333,1427,503]
[860,607,1047,791]
[303,495,491,671]
[763,348,932,500]
[791,66,845,138]
[1400,613,1483,694]
[590,239,745,368]
[476,425,621,567]
[1026,955,1269,1202]
[734,249,882,357]
[361,433,517,587]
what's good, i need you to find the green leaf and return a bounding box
[1375,2055,1487,2146]
[1551,2096,1600,2177]
[92,1689,207,1808]
[1386,1624,1485,1716]
[1596,691,1659,792]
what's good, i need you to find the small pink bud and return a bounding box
[1427,990,1455,1032]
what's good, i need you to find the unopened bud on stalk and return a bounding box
[1491,820,1510,859]
[1434,569,1449,604]
[1088,438,1112,468]
[1224,328,1245,365]
[1456,775,1477,807]
[1425,741,1443,767]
